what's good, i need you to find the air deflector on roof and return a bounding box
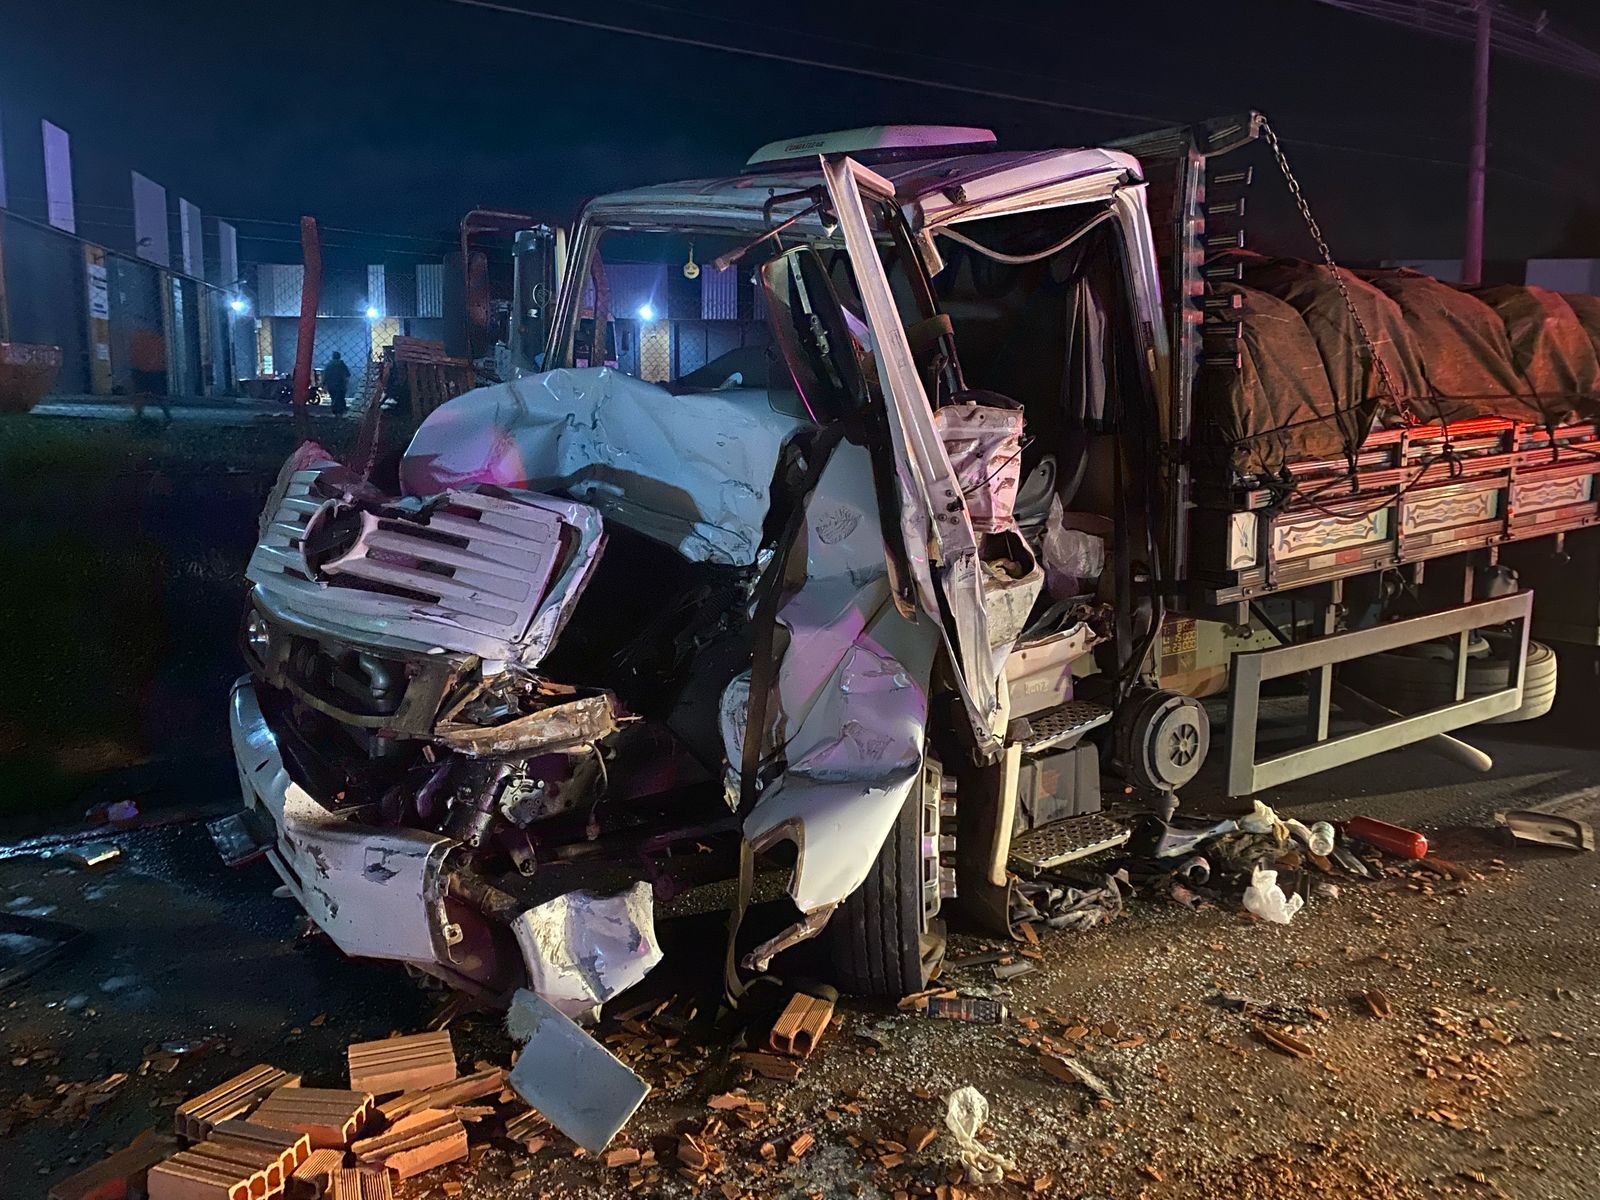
[745,125,997,170]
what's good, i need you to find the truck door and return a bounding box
[819,155,1002,750]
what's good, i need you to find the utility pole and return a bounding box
[1311,1,1600,279]
[1463,0,1491,283]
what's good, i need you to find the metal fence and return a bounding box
[245,261,446,384]
[0,207,236,398]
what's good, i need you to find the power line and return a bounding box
[612,0,1461,150]
[431,0,1590,186]
[428,0,1181,126]
[1311,1,1600,77]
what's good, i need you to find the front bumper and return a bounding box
[228,675,461,971]
[228,676,666,1011]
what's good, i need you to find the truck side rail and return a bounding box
[1225,590,1531,796]
[1195,418,1600,605]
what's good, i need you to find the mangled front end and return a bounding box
[230,365,812,1010]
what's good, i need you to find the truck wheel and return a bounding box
[828,763,945,997]
[1339,639,1557,724]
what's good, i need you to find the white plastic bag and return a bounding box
[1041,497,1106,598]
[944,1086,1015,1185]
[1242,866,1304,925]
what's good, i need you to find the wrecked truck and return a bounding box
[223,118,1600,1015]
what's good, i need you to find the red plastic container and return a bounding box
[1344,816,1428,859]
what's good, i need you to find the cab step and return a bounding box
[1015,700,1112,755]
[1009,812,1130,875]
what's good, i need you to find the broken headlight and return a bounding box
[245,609,272,661]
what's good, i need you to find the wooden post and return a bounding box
[292,216,322,439]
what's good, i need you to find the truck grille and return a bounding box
[248,471,584,662]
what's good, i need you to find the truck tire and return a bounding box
[1339,639,1557,724]
[829,778,944,997]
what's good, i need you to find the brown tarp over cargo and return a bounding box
[1197,254,1429,473]
[1564,292,1600,371]
[1199,281,1349,475]
[1238,255,1429,427]
[1358,268,1540,424]
[1464,284,1600,422]
[1202,253,1600,477]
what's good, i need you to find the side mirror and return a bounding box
[759,247,867,425]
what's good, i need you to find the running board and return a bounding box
[1009,813,1130,875]
[1017,700,1112,755]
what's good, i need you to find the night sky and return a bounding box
[4,0,1600,268]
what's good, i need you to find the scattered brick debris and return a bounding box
[148,1136,289,1200]
[788,1131,816,1161]
[250,1087,375,1149]
[735,1051,802,1081]
[769,992,836,1059]
[291,1147,346,1195]
[208,1120,312,1182]
[896,987,955,1013]
[327,1166,393,1200]
[1255,1027,1316,1059]
[1041,1054,1115,1102]
[708,1091,766,1114]
[175,1065,303,1140]
[377,1067,503,1122]
[351,1108,469,1179]
[905,1125,938,1153]
[347,1031,458,1096]
[503,1108,553,1153]
[47,1129,178,1200]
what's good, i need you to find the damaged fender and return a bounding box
[737,444,940,962]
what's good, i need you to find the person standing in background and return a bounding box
[129,326,170,425]
[322,350,351,415]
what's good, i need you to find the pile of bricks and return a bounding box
[49,988,856,1200]
[51,1030,507,1200]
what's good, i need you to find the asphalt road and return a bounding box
[2,713,1598,1199]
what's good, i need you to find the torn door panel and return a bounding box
[399,367,810,567]
[821,155,1010,748]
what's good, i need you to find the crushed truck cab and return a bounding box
[224,119,1600,1022]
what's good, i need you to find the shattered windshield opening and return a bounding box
[564,227,816,413]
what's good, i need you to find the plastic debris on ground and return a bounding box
[943,1086,1015,1185]
[1243,865,1304,924]
[1011,869,1128,933]
[508,882,664,1023]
